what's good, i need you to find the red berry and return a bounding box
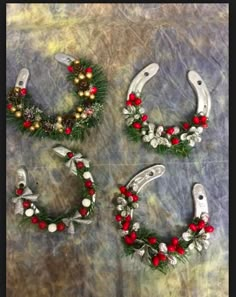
[85,67,93,73]
[65,127,72,135]
[67,65,74,72]
[167,245,176,252]
[197,219,205,229]
[202,123,208,129]
[125,191,133,198]
[23,121,32,128]
[119,186,127,194]
[131,194,139,202]
[67,152,74,159]
[88,188,95,196]
[129,93,136,101]
[22,200,31,209]
[57,222,66,231]
[192,116,200,124]
[124,235,134,245]
[200,116,207,124]
[141,114,148,122]
[16,188,24,196]
[148,237,157,245]
[204,225,214,233]
[132,122,142,129]
[85,180,93,188]
[38,221,47,230]
[134,98,142,106]
[176,246,185,255]
[152,256,160,267]
[189,223,197,232]
[115,214,122,222]
[20,88,27,96]
[90,86,98,94]
[126,100,133,106]
[171,137,180,145]
[79,207,88,216]
[7,103,13,110]
[158,253,167,261]
[125,215,131,222]
[130,231,137,240]
[76,161,84,169]
[122,221,130,231]
[166,127,174,135]
[171,237,179,246]
[183,122,190,130]
[31,216,39,224]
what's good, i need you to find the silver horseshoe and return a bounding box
[192,183,209,218]
[127,64,211,117]
[15,68,30,89]
[16,167,28,188]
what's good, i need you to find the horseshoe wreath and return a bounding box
[12,146,96,234]
[6,53,107,140]
[113,165,214,273]
[123,64,211,156]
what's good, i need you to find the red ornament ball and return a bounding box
[85,67,93,73]
[192,116,200,125]
[85,180,93,188]
[148,237,157,245]
[189,223,197,232]
[158,253,167,261]
[204,225,214,233]
[31,216,39,224]
[131,194,139,202]
[171,237,179,246]
[183,122,190,130]
[7,103,13,110]
[125,215,131,222]
[124,235,134,245]
[90,86,98,94]
[115,214,122,222]
[38,221,47,230]
[67,152,74,159]
[141,114,148,122]
[57,222,66,232]
[23,121,32,128]
[67,65,74,72]
[152,256,160,267]
[176,246,185,255]
[22,200,31,209]
[16,188,24,196]
[76,161,84,169]
[126,100,132,106]
[134,98,142,106]
[197,219,205,229]
[122,221,130,231]
[130,231,137,240]
[65,127,72,135]
[167,245,176,252]
[125,191,133,198]
[79,207,88,216]
[88,188,95,196]
[119,186,127,194]
[171,137,180,145]
[200,115,207,124]
[20,88,27,96]
[132,122,142,129]
[166,127,175,135]
[129,93,136,101]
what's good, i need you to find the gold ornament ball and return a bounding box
[74,78,80,84]
[78,91,84,97]
[14,87,20,92]
[10,107,16,113]
[29,126,35,132]
[90,94,95,100]
[75,113,81,119]
[57,116,63,123]
[86,72,92,79]
[84,90,90,97]
[56,123,63,129]
[15,111,22,118]
[81,113,87,119]
[34,122,40,129]
[74,60,80,64]
[79,73,85,80]
[77,107,83,113]
[17,104,23,109]
[58,128,63,133]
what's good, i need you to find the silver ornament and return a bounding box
[48,223,57,233]
[117,205,124,211]
[82,198,91,207]
[132,202,139,209]
[25,208,34,217]
[121,210,127,217]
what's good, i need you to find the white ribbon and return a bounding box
[12,186,39,215]
[62,211,92,234]
[53,146,90,176]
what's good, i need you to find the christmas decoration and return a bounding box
[113,165,214,274]
[12,146,96,234]
[123,64,211,156]
[6,53,107,140]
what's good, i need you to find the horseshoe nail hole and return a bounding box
[19,183,24,188]
[18,81,23,86]
[197,80,202,85]
[148,171,154,176]
[198,195,204,200]
[144,72,149,76]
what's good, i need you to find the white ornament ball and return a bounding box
[48,223,57,233]
[82,198,91,207]
[83,171,92,179]
[117,205,124,211]
[25,208,34,217]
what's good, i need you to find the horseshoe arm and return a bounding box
[55,53,75,66]
[15,68,30,89]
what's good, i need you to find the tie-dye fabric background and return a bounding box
[6,4,228,297]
